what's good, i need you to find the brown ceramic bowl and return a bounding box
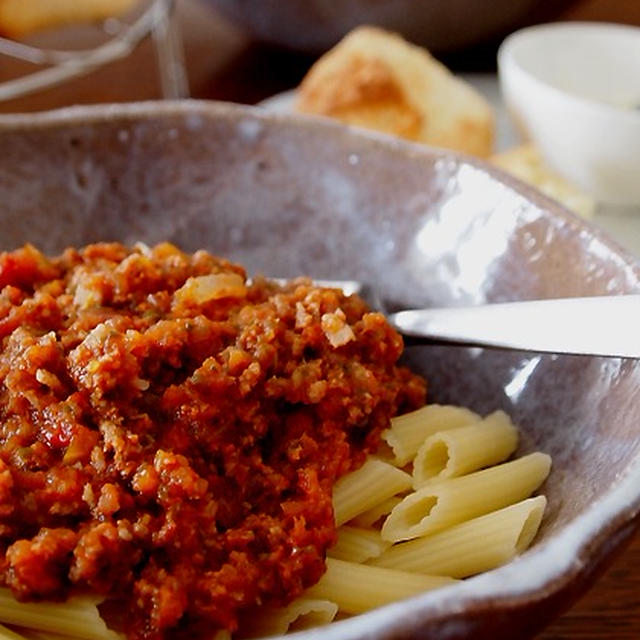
[205,0,577,53]
[1,101,639,639]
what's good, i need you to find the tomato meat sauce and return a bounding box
[0,242,426,639]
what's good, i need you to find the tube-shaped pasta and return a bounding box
[350,496,402,528]
[383,404,481,466]
[0,590,119,640]
[240,599,338,638]
[332,458,412,526]
[0,623,31,640]
[329,526,391,563]
[304,558,457,615]
[413,410,518,487]
[10,629,84,640]
[372,496,547,577]
[381,452,551,542]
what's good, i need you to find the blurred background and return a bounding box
[0,0,638,112]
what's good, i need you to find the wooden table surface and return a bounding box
[1,1,640,637]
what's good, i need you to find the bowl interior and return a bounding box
[1,102,640,639]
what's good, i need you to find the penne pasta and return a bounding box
[0,401,551,639]
[10,629,84,640]
[383,404,481,466]
[349,496,402,528]
[332,458,412,526]
[0,242,555,640]
[381,452,551,542]
[0,624,31,640]
[240,598,338,638]
[304,558,457,615]
[328,526,392,563]
[413,410,519,487]
[0,590,119,640]
[372,496,547,577]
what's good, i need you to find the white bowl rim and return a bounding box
[497,21,640,123]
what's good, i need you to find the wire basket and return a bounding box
[0,0,188,103]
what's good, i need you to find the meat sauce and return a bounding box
[0,242,426,638]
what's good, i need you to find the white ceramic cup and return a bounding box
[498,22,640,207]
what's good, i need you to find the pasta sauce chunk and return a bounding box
[0,243,425,639]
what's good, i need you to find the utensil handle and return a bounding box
[388,295,640,358]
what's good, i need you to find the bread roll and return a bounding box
[492,144,595,218]
[296,26,494,157]
[0,0,138,38]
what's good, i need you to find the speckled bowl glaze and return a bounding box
[0,101,639,640]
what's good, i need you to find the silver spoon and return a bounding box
[303,281,640,358]
[387,295,640,358]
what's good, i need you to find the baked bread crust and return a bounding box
[296,26,495,157]
[492,144,595,218]
[0,0,138,38]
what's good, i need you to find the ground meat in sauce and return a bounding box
[0,242,426,639]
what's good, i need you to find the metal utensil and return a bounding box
[387,295,640,358]
[300,280,640,358]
